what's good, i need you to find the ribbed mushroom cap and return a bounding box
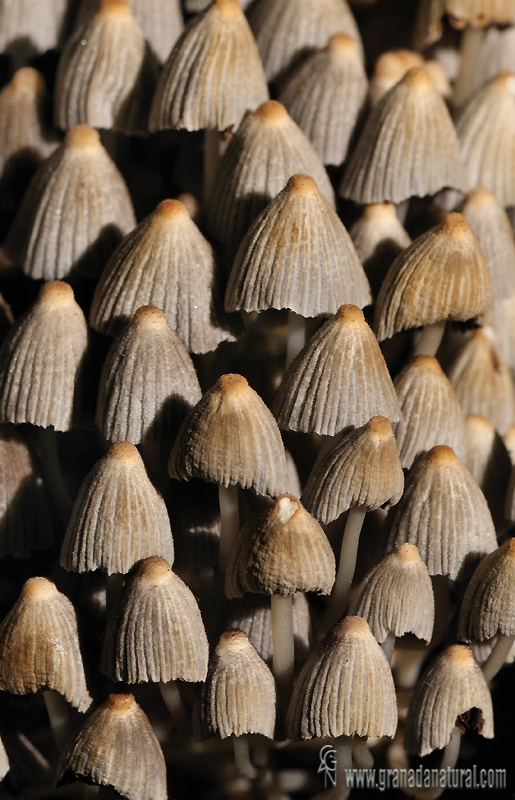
[405,644,494,757]
[273,305,401,436]
[206,100,335,252]
[0,68,59,208]
[248,0,362,83]
[287,616,397,740]
[0,0,69,56]
[0,577,92,712]
[457,73,515,207]
[126,0,183,64]
[368,50,424,107]
[458,539,515,641]
[302,417,404,524]
[225,174,370,317]
[1,126,135,281]
[277,34,367,167]
[193,629,276,739]
[424,59,452,99]
[393,355,468,469]
[384,445,497,580]
[466,414,511,530]
[96,305,201,446]
[374,212,492,342]
[169,374,289,497]
[446,326,515,436]
[90,198,235,353]
[61,442,174,574]
[414,0,515,49]
[225,494,335,597]
[58,693,166,800]
[149,0,268,132]
[340,67,464,205]
[349,202,411,298]
[101,556,208,682]
[348,545,434,644]
[0,281,88,431]
[54,0,157,135]
[0,424,54,558]
[458,25,515,107]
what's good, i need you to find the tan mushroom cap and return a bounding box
[368,50,424,106]
[458,539,515,641]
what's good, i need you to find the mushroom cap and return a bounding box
[368,49,424,107]
[458,539,515,641]
[465,414,511,531]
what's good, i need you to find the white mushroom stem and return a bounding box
[403,728,462,800]
[218,484,240,578]
[453,28,485,108]
[43,691,71,751]
[36,427,73,530]
[482,633,515,683]
[285,311,306,370]
[413,320,446,358]
[381,632,396,664]
[324,507,367,631]
[352,736,373,768]
[271,593,295,703]
[232,734,257,780]
[335,734,353,800]
[204,128,221,203]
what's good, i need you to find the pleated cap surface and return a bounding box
[405,645,494,756]
[194,629,276,739]
[348,544,434,643]
[169,374,289,497]
[393,355,468,468]
[90,198,234,353]
[384,445,497,579]
[302,417,404,524]
[349,202,411,297]
[149,0,268,132]
[458,539,515,641]
[287,617,397,740]
[341,67,464,204]
[54,0,156,135]
[101,556,208,682]
[125,0,183,65]
[273,305,401,435]
[61,442,174,574]
[0,577,92,712]
[225,174,370,317]
[225,494,335,597]
[278,34,367,166]
[58,693,166,800]
[206,101,335,252]
[0,281,88,431]
[1,126,136,281]
[0,0,69,55]
[374,213,492,341]
[96,305,201,445]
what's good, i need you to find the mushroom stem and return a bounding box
[381,632,396,664]
[324,507,367,630]
[36,427,73,530]
[271,593,295,704]
[43,690,71,751]
[453,28,484,108]
[232,734,257,780]
[482,633,515,683]
[285,311,306,370]
[335,734,353,800]
[159,681,190,735]
[352,736,373,768]
[403,728,462,799]
[218,484,240,578]
[413,320,446,358]
[395,199,409,225]
[204,128,220,203]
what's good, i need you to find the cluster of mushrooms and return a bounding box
[0,0,514,798]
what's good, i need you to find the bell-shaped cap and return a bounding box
[384,445,497,580]
[169,374,289,498]
[61,442,174,574]
[225,174,370,317]
[124,0,183,65]
[341,67,464,204]
[368,49,424,107]
[349,544,434,644]
[57,693,166,800]
[374,212,492,341]
[206,100,335,253]
[90,198,235,353]
[273,305,401,436]
[193,629,276,739]
[55,0,157,135]
[278,33,367,166]
[225,494,335,597]
[101,556,208,683]
[405,644,494,757]
[302,417,404,524]
[1,126,135,281]
[96,305,201,446]
[393,355,468,468]
[0,0,69,56]
[0,577,92,712]
[287,617,397,740]
[458,539,515,641]
[466,414,511,532]
[0,281,88,431]
[149,0,268,132]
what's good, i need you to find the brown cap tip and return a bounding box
[215,629,250,655]
[10,67,45,97]
[492,72,515,94]
[427,444,458,468]
[395,543,421,565]
[106,693,138,714]
[464,187,496,208]
[439,211,472,239]
[287,174,319,197]
[99,0,132,18]
[327,32,358,56]
[362,202,398,222]
[214,0,242,17]
[21,576,58,601]
[154,198,190,224]
[274,494,301,524]
[217,373,251,399]
[65,125,101,150]
[254,100,289,127]
[138,556,172,583]
[109,441,142,465]
[411,355,444,374]
[338,616,370,636]
[367,416,393,440]
[133,305,168,329]
[403,66,433,92]
[506,538,515,558]
[39,280,75,307]
[447,644,474,667]
[335,304,365,326]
